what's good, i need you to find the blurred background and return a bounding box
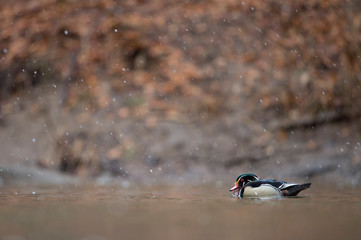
[1,0,361,187]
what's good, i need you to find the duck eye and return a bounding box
[240,178,244,182]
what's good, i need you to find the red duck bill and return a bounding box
[229,182,240,197]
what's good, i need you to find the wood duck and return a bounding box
[229,173,311,198]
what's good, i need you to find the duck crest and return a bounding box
[236,173,260,182]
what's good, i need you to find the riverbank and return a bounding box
[1,0,361,187]
[1,84,360,187]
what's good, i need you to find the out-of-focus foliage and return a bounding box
[1,0,361,179]
[1,0,361,120]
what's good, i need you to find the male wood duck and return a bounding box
[229,173,311,198]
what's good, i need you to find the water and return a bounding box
[1,184,361,240]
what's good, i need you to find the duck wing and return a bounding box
[245,180,285,188]
[280,183,311,196]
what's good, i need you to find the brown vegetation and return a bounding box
[2,0,361,119]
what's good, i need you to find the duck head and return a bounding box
[229,173,260,197]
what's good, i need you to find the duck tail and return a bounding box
[282,183,311,196]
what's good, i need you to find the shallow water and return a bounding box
[0,184,361,240]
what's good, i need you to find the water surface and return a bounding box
[0,184,360,240]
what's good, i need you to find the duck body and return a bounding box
[230,173,311,198]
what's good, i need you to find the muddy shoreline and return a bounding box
[1,85,360,187]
